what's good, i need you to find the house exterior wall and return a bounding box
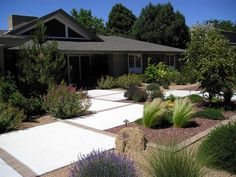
[110,54,128,77]
[0,45,4,75]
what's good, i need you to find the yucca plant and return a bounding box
[142,98,167,128]
[172,98,196,128]
[142,144,209,177]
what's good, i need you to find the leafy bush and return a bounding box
[70,150,137,177]
[142,99,167,128]
[161,80,170,89]
[197,123,236,174]
[0,102,25,133]
[149,90,164,100]
[167,69,181,83]
[223,88,233,103]
[0,74,17,102]
[115,74,142,89]
[97,75,115,89]
[142,144,208,177]
[9,92,43,116]
[124,86,148,102]
[172,98,196,128]
[144,61,169,83]
[195,108,224,120]
[188,94,204,103]
[146,83,160,91]
[43,83,91,118]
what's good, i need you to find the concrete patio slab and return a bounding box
[94,93,126,101]
[89,99,130,112]
[0,122,115,175]
[164,90,201,98]
[87,89,124,98]
[0,158,22,177]
[69,104,143,130]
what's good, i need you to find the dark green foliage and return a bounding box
[97,75,115,89]
[115,74,142,89]
[71,8,106,35]
[197,123,236,173]
[0,74,17,102]
[43,83,91,118]
[184,26,236,102]
[195,108,224,120]
[131,2,189,48]
[143,144,208,177]
[161,81,170,89]
[124,86,148,102]
[188,94,204,103]
[18,21,66,96]
[205,19,236,32]
[223,88,234,103]
[146,83,160,91]
[107,3,136,37]
[150,90,164,100]
[165,94,176,102]
[70,150,137,177]
[0,102,25,133]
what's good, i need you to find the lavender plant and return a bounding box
[70,150,137,177]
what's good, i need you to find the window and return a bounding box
[165,54,176,68]
[128,54,142,73]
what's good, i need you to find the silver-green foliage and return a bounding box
[172,98,196,128]
[142,99,167,128]
[97,75,115,89]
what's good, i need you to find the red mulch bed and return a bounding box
[106,101,236,144]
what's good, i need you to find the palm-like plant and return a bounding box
[142,98,167,128]
[172,98,196,128]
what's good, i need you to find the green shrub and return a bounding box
[197,123,236,174]
[9,92,43,116]
[144,61,169,83]
[150,90,164,100]
[146,83,160,91]
[0,102,25,133]
[43,83,91,118]
[167,69,181,84]
[124,86,148,102]
[172,98,196,128]
[97,75,115,89]
[0,74,17,102]
[142,99,167,128]
[165,94,176,102]
[115,74,142,89]
[188,94,204,103]
[195,108,224,120]
[161,80,170,89]
[143,144,208,177]
[223,88,233,103]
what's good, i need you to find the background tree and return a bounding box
[106,3,136,37]
[18,21,66,96]
[205,19,236,32]
[184,25,236,103]
[71,8,106,35]
[131,2,189,49]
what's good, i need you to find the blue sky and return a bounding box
[0,0,236,30]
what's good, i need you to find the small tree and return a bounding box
[184,25,236,102]
[18,21,66,96]
[107,3,136,37]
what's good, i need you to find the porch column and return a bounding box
[0,45,4,75]
[67,55,70,82]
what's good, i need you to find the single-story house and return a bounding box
[0,9,185,86]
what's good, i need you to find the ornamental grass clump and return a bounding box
[70,150,137,177]
[197,123,236,174]
[172,98,196,128]
[43,83,91,118]
[142,144,208,177]
[142,98,167,128]
[116,74,142,89]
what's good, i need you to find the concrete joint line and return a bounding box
[59,120,117,138]
[95,103,135,113]
[91,92,124,98]
[0,148,37,177]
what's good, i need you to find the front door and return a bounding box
[128,54,142,73]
